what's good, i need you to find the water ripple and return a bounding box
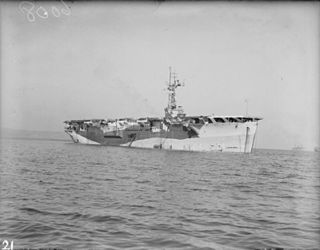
[0,139,319,249]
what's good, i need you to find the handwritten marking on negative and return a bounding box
[19,0,71,22]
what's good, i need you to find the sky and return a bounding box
[0,1,319,150]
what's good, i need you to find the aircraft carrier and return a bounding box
[64,68,262,153]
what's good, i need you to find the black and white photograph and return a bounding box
[0,1,319,249]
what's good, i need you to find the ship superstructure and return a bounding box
[64,68,262,153]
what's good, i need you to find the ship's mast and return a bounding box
[165,67,185,121]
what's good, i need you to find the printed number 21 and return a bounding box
[2,240,13,250]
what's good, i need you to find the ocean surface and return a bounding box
[0,137,319,249]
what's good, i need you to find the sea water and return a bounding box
[0,137,319,249]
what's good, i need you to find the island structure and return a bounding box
[64,68,262,153]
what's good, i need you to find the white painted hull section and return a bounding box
[121,122,258,153]
[66,130,100,145]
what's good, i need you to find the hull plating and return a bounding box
[65,122,258,153]
[66,130,100,145]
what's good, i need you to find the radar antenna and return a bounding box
[164,67,185,122]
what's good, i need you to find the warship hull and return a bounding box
[65,118,259,153]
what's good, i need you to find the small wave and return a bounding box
[143,237,195,248]
[69,212,86,220]
[20,208,130,225]
[135,179,151,184]
[19,207,51,216]
[232,184,252,189]
[237,230,252,235]
[156,188,167,192]
[189,187,210,192]
[87,161,105,166]
[18,223,55,237]
[19,207,89,220]
[271,162,282,167]
[90,214,128,223]
[109,230,134,237]
[130,204,156,210]
[104,178,116,181]
[284,173,300,179]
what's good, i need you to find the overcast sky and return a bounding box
[1,1,319,150]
